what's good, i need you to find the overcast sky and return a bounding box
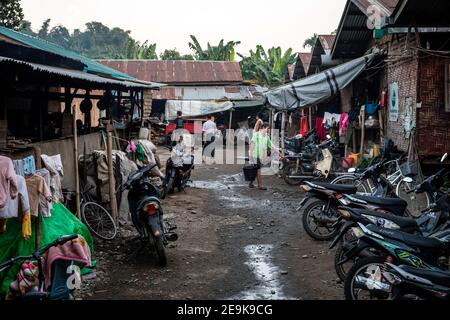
[21,0,347,55]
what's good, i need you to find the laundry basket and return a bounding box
[243,165,258,182]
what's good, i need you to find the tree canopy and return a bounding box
[0,0,23,29]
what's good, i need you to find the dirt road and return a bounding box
[81,163,343,300]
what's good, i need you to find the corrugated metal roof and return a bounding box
[292,53,312,80]
[318,35,336,52]
[0,56,162,89]
[105,60,243,85]
[97,60,243,85]
[285,64,295,82]
[352,0,399,17]
[0,26,134,80]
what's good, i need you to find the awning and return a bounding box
[0,56,164,90]
[165,100,234,120]
[265,53,378,111]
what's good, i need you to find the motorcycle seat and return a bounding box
[307,181,357,194]
[366,225,446,249]
[352,195,408,216]
[300,153,315,161]
[399,265,450,287]
[350,208,419,232]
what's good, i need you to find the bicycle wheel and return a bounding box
[396,180,430,217]
[331,175,371,195]
[81,202,117,240]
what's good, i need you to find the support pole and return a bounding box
[360,106,366,157]
[270,110,275,143]
[73,106,81,219]
[107,127,118,223]
[281,112,286,156]
[227,109,234,144]
[33,146,42,250]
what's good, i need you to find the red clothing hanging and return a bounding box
[300,116,309,136]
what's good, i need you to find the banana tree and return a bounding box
[239,45,296,87]
[189,35,240,61]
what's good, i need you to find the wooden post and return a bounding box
[281,112,286,156]
[227,109,234,144]
[352,128,357,154]
[308,107,312,132]
[34,146,42,250]
[107,128,118,223]
[73,106,81,219]
[270,110,275,143]
[360,107,366,156]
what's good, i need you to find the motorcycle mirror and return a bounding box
[348,168,356,173]
[403,177,413,184]
[441,153,448,163]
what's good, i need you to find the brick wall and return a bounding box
[417,56,450,157]
[380,34,419,152]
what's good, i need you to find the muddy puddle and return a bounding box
[229,245,296,300]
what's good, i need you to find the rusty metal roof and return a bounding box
[332,0,401,59]
[291,53,312,80]
[97,60,243,85]
[318,35,336,52]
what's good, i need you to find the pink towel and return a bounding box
[339,113,349,136]
[44,235,92,289]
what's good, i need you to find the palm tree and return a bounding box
[303,33,318,50]
[188,35,241,61]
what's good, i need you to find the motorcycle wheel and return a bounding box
[282,163,303,186]
[344,256,391,301]
[155,236,167,267]
[335,245,359,282]
[302,200,340,241]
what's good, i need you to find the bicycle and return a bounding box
[63,184,117,241]
[0,235,79,300]
[332,157,430,216]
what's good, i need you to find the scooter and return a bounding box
[281,135,344,186]
[120,163,178,267]
[161,147,195,199]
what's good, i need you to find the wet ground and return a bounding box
[79,156,343,300]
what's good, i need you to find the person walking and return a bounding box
[171,111,185,146]
[203,115,218,162]
[249,123,278,191]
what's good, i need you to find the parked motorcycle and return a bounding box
[120,163,178,267]
[281,136,346,186]
[343,217,450,300]
[161,146,195,199]
[332,198,450,281]
[376,262,450,300]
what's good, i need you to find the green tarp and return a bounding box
[0,203,94,295]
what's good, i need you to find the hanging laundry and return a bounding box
[0,175,30,219]
[35,169,53,217]
[323,112,341,127]
[0,156,18,210]
[339,113,350,137]
[23,156,36,176]
[40,155,64,201]
[315,117,327,141]
[12,160,25,176]
[300,116,309,136]
[25,175,52,217]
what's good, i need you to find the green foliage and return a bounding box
[125,39,158,59]
[160,48,194,60]
[0,0,23,29]
[303,33,318,50]
[239,46,296,87]
[188,35,240,61]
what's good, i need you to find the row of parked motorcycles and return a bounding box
[284,129,450,300]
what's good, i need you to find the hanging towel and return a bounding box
[0,156,18,210]
[300,116,309,137]
[339,113,350,137]
[23,156,36,176]
[0,175,30,220]
[315,117,327,141]
[25,175,52,217]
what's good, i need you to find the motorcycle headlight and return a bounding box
[352,227,364,239]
